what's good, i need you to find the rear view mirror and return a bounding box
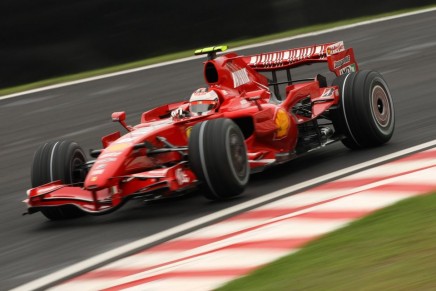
[111,111,132,132]
[112,111,126,122]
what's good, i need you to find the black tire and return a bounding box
[31,140,88,220]
[331,70,395,149]
[189,118,249,200]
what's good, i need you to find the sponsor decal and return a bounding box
[232,68,250,88]
[221,89,229,96]
[175,168,190,185]
[321,88,335,98]
[326,41,345,56]
[95,157,117,163]
[274,108,290,139]
[339,64,357,75]
[115,137,136,143]
[91,169,104,175]
[333,55,351,69]
[130,126,160,137]
[90,176,98,182]
[36,185,60,195]
[107,143,130,152]
[99,152,122,158]
[95,164,106,170]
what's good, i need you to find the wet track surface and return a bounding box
[1,9,436,289]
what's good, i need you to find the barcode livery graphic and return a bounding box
[249,45,329,68]
[248,41,346,69]
[232,68,250,88]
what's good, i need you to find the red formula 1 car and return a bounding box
[24,42,395,220]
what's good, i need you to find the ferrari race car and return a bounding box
[24,42,395,220]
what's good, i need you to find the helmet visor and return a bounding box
[190,100,216,114]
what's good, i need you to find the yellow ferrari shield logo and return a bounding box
[186,126,193,139]
[275,108,290,139]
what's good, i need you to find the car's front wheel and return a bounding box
[31,140,88,220]
[189,118,249,200]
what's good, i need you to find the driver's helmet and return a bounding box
[189,88,219,116]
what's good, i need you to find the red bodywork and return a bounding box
[25,41,358,215]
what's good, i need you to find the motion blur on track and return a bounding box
[1,7,436,290]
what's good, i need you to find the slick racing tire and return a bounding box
[189,118,249,200]
[331,70,395,149]
[31,140,88,220]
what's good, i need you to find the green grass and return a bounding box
[216,193,436,291]
[1,4,436,97]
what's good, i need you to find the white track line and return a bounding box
[2,6,436,101]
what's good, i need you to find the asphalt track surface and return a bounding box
[1,9,436,290]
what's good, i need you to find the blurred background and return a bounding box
[0,0,434,89]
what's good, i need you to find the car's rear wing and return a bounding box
[242,41,358,76]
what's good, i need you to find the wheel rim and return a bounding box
[228,129,248,181]
[371,84,391,129]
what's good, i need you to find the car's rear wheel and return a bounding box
[331,70,395,149]
[189,118,249,200]
[31,140,88,220]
